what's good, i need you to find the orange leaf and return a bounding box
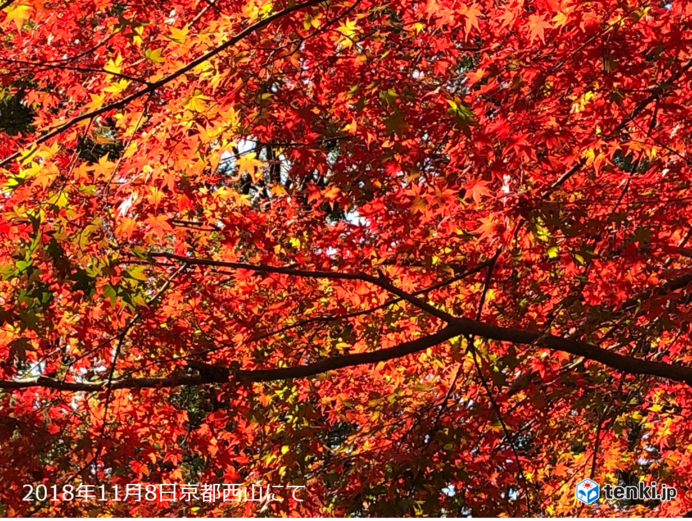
[528,14,552,43]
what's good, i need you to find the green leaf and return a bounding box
[383,111,406,135]
[145,48,164,63]
[70,269,96,296]
[103,284,118,305]
[126,266,148,281]
[9,337,34,363]
[447,99,477,137]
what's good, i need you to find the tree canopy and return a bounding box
[1,0,692,516]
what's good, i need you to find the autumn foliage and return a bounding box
[1,0,692,516]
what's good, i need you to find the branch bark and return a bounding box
[4,316,692,392]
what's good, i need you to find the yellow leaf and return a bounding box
[47,192,69,208]
[19,144,38,165]
[134,26,144,46]
[337,19,359,48]
[103,79,131,94]
[128,266,149,281]
[85,93,105,112]
[338,19,359,38]
[234,193,252,206]
[271,184,287,196]
[148,186,165,205]
[28,162,59,188]
[3,4,31,31]
[236,153,264,181]
[145,48,165,63]
[166,25,189,44]
[104,55,123,75]
[215,186,234,200]
[553,11,568,28]
[243,1,273,21]
[218,106,240,127]
[185,92,209,112]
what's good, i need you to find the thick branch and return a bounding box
[0,374,222,391]
[4,317,692,392]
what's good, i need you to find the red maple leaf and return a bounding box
[528,14,552,43]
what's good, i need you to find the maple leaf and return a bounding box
[498,8,515,29]
[88,155,116,180]
[270,183,287,196]
[147,186,165,206]
[544,0,562,12]
[465,179,490,203]
[433,59,450,76]
[3,4,31,31]
[185,90,210,112]
[459,3,482,33]
[473,215,497,241]
[115,217,137,238]
[103,79,130,94]
[411,195,427,214]
[528,14,552,43]
[145,48,165,63]
[337,19,359,47]
[236,153,264,181]
[104,55,123,75]
[84,93,105,112]
[553,10,568,28]
[166,24,189,44]
[447,99,477,137]
[323,186,340,200]
[425,0,455,26]
[467,68,485,84]
[144,214,173,239]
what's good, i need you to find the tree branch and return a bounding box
[0,0,333,168]
[612,59,692,135]
[4,316,692,391]
[572,267,692,338]
[150,252,455,322]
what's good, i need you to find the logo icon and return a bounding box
[576,479,600,505]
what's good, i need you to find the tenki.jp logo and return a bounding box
[576,479,677,505]
[575,479,599,505]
